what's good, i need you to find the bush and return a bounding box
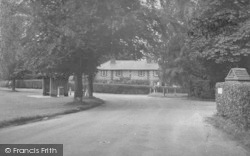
[216,81,250,129]
[94,83,150,94]
[189,80,215,99]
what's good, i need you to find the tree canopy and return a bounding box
[187,0,250,83]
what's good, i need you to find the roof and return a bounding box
[225,68,250,81]
[98,60,159,70]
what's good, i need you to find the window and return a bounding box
[116,71,122,77]
[101,70,108,77]
[153,70,158,77]
[138,71,145,77]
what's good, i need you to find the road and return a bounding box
[0,94,249,156]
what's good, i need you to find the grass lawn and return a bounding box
[0,88,103,128]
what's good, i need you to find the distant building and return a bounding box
[95,59,159,84]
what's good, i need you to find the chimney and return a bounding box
[146,58,152,63]
[110,58,116,64]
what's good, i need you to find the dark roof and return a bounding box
[98,60,159,70]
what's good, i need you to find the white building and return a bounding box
[95,59,159,83]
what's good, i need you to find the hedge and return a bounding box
[153,86,187,94]
[0,81,8,87]
[93,83,150,94]
[0,80,43,89]
[0,80,185,95]
[94,79,150,85]
[16,79,42,89]
[216,81,250,129]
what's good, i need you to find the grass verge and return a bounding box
[206,114,250,151]
[0,97,104,129]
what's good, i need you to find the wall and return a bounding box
[95,70,112,81]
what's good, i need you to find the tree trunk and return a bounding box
[11,78,16,91]
[63,77,69,97]
[42,78,46,95]
[87,74,94,98]
[64,85,69,97]
[74,72,83,101]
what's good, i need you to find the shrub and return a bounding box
[216,81,250,129]
[94,83,150,94]
[189,80,215,99]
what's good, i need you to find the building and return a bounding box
[95,59,159,84]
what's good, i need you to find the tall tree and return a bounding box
[188,0,250,83]
[22,0,143,100]
[0,0,30,91]
[132,0,196,86]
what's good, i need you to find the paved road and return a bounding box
[0,94,249,156]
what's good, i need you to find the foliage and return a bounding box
[128,0,197,86]
[0,0,29,81]
[216,81,250,130]
[18,0,144,98]
[188,78,215,99]
[187,0,250,83]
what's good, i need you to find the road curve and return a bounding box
[0,93,249,156]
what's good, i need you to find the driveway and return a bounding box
[0,94,249,156]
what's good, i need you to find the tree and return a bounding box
[131,0,195,86]
[22,0,143,100]
[0,0,30,91]
[188,0,250,83]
